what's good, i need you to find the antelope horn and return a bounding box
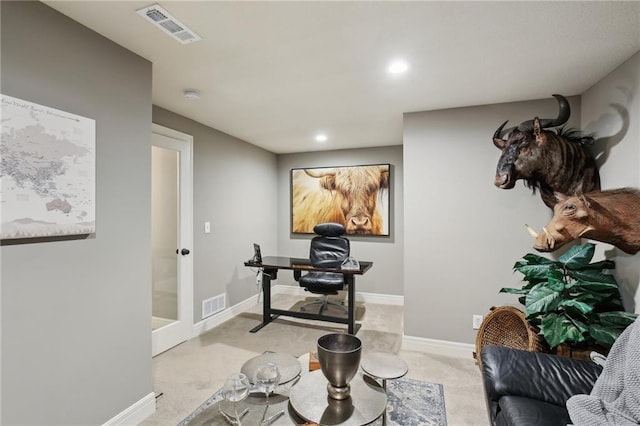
[543,226,555,249]
[518,94,571,132]
[525,224,539,238]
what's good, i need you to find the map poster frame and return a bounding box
[1,94,96,241]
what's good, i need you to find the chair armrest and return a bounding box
[481,345,602,408]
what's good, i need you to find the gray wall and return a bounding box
[403,96,582,343]
[152,107,278,322]
[2,3,638,424]
[277,146,403,296]
[1,2,152,425]
[582,51,640,312]
[403,50,640,344]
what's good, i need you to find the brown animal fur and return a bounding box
[494,118,600,209]
[530,188,640,254]
[292,166,388,234]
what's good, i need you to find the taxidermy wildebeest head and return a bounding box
[493,94,600,208]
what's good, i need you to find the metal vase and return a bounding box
[317,333,362,400]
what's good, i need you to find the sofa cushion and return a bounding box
[496,396,571,426]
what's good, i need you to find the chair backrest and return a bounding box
[309,223,350,269]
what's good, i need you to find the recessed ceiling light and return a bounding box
[183,89,201,100]
[315,134,328,142]
[387,60,409,74]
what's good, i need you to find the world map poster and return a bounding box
[1,94,95,240]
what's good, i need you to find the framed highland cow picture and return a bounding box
[290,164,390,236]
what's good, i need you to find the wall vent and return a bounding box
[202,294,225,319]
[137,4,202,44]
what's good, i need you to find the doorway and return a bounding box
[151,124,193,357]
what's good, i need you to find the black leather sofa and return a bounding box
[480,345,603,426]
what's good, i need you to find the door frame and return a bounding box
[151,123,194,357]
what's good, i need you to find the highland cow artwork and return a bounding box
[291,164,390,235]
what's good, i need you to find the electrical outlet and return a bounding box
[473,314,484,330]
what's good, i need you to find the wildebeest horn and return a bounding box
[493,120,516,149]
[517,94,570,132]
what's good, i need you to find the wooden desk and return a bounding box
[244,256,373,335]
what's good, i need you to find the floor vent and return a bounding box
[202,294,225,319]
[137,4,202,44]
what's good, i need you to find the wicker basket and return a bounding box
[474,306,547,365]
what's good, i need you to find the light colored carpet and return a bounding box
[140,293,488,426]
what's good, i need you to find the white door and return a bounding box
[151,124,193,357]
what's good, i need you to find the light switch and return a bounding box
[204,221,211,234]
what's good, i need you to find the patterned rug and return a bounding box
[384,377,447,426]
[179,376,446,425]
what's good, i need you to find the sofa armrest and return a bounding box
[481,345,602,408]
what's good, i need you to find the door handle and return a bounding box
[177,248,190,256]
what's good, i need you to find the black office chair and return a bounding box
[297,222,350,315]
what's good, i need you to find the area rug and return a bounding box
[178,376,446,425]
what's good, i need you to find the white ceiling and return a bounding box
[44,1,640,154]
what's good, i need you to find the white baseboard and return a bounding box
[402,335,476,359]
[356,290,404,306]
[191,285,403,337]
[102,392,155,426]
[189,287,472,361]
[191,293,260,338]
[273,284,405,306]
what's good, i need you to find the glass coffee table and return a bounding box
[181,353,391,426]
[360,352,409,426]
[289,369,387,426]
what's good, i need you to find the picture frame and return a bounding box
[1,94,96,242]
[290,163,390,236]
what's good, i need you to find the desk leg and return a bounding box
[347,275,360,335]
[250,268,278,333]
[382,379,388,426]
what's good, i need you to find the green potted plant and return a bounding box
[500,243,637,352]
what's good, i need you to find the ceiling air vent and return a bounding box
[136,4,202,44]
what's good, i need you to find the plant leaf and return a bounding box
[522,253,557,264]
[573,280,619,293]
[526,284,561,316]
[507,243,630,351]
[559,299,593,315]
[588,324,621,347]
[582,259,616,270]
[514,263,555,280]
[547,275,566,292]
[499,287,529,295]
[573,291,608,306]
[568,270,618,285]
[559,243,595,269]
[598,311,638,327]
[540,313,586,348]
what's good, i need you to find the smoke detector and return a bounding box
[137,4,202,44]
